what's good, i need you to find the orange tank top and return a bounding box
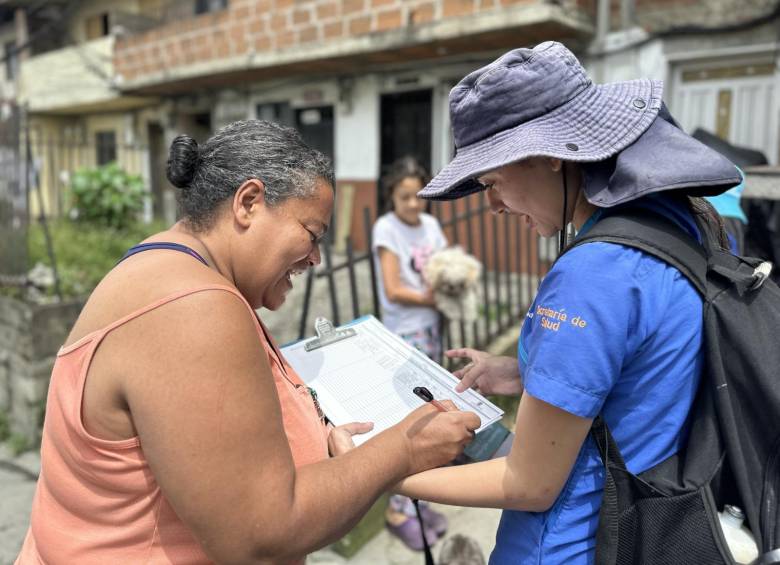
[16,285,329,564]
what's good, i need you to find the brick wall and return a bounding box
[341,179,378,253]
[114,0,541,86]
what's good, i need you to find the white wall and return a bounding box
[19,35,117,112]
[431,81,453,176]
[584,35,666,85]
[335,75,379,180]
[246,76,377,179]
[239,57,499,181]
[585,32,780,165]
[670,58,779,165]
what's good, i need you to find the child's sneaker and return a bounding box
[417,501,448,536]
[386,496,439,551]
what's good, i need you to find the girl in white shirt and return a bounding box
[373,157,448,361]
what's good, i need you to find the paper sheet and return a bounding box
[281,316,504,445]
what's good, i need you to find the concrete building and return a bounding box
[4,0,779,237]
[0,9,18,103]
[107,0,779,248]
[588,0,780,170]
[110,0,595,246]
[3,0,167,219]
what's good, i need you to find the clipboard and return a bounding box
[281,315,505,447]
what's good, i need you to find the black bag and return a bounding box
[562,208,780,565]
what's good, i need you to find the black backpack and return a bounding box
[562,208,780,565]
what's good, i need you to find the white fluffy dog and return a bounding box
[424,247,482,322]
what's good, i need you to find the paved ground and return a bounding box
[0,445,39,565]
[0,444,500,564]
[310,504,500,564]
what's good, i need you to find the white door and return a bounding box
[670,59,779,164]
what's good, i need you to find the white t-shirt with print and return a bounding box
[372,212,447,335]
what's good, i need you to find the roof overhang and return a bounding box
[27,95,160,116]
[118,3,594,96]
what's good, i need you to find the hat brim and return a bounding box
[419,79,663,200]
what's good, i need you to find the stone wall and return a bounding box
[0,297,83,446]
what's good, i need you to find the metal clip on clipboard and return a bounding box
[304,317,357,352]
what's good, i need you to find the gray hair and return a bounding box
[166,119,334,232]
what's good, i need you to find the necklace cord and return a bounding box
[559,162,568,254]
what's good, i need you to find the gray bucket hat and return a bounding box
[419,41,664,200]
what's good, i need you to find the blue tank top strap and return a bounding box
[118,242,208,266]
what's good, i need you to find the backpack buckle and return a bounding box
[749,261,773,291]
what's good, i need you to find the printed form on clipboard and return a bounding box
[281,315,504,446]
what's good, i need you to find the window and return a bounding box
[95,131,117,165]
[257,102,295,128]
[195,0,228,15]
[256,102,334,163]
[4,41,17,81]
[85,13,110,39]
[295,106,334,163]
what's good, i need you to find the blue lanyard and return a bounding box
[576,209,604,239]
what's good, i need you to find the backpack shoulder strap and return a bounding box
[575,211,710,565]
[565,208,708,297]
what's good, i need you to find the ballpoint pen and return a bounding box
[412,386,448,412]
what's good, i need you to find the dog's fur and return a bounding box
[438,534,486,565]
[424,247,482,322]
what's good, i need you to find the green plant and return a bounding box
[331,494,389,558]
[8,432,30,456]
[0,285,25,300]
[70,162,147,230]
[28,219,166,298]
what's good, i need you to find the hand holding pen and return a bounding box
[413,386,450,412]
[394,388,480,474]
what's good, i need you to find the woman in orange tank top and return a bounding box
[16,120,480,564]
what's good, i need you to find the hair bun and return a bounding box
[166,135,199,189]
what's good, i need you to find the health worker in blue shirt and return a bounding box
[394,41,742,564]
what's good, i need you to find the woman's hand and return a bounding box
[446,348,522,396]
[393,402,481,475]
[328,421,374,457]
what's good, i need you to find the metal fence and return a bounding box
[0,115,150,290]
[297,191,558,359]
[25,132,149,220]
